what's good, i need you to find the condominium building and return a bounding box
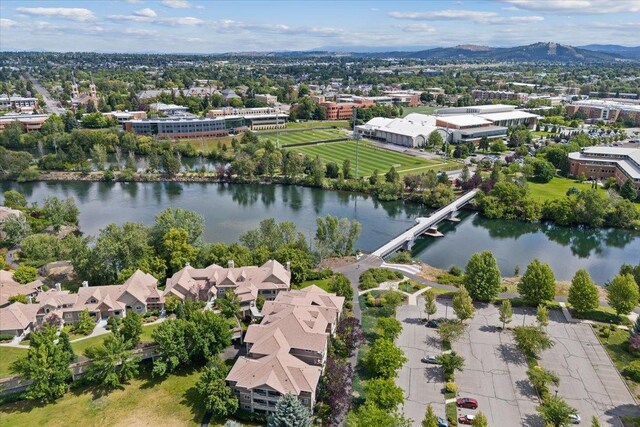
[164,260,291,317]
[568,147,640,192]
[226,286,344,415]
[124,117,228,139]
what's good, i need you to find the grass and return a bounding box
[402,106,438,117]
[258,128,347,146]
[288,141,454,177]
[593,326,640,399]
[399,279,425,293]
[286,120,350,130]
[169,135,238,155]
[570,306,633,326]
[0,366,207,426]
[295,278,333,292]
[527,176,597,203]
[70,323,161,357]
[446,401,458,423]
[0,347,27,378]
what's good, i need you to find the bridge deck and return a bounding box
[371,189,478,258]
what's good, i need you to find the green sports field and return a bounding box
[288,141,458,177]
[258,129,347,146]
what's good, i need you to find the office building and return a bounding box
[565,100,640,125]
[0,114,50,133]
[568,147,640,192]
[0,94,38,111]
[124,117,227,139]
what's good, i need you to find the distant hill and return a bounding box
[404,42,621,62]
[578,44,640,59]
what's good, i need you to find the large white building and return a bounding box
[356,113,446,148]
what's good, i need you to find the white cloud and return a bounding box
[388,9,543,24]
[396,23,436,33]
[134,8,157,18]
[499,0,640,14]
[161,0,191,8]
[124,0,142,3]
[165,16,203,26]
[0,18,18,28]
[212,19,344,37]
[125,28,158,36]
[107,13,202,26]
[16,7,96,22]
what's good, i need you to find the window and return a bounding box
[65,313,72,319]
[243,405,251,410]
[135,305,142,311]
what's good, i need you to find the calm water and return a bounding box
[1,181,638,284]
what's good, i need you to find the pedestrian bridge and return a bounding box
[371,189,479,258]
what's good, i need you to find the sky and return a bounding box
[1,0,639,53]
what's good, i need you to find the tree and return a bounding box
[453,286,475,323]
[12,265,38,284]
[150,207,204,249]
[364,377,404,411]
[319,357,353,425]
[538,395,577,427]
[499,299,513,330]
[76,309,95,335]
[3,190,26,209]
[347,401,411,427]
[422,404,439,427]
[120,312,143,347]
[151,319,191,376]
[162,151,181,176]
[342,158,352,179]
[329,273,354,301]
[196,357,238,419]
[267,393,313,427]
[591,416,601,427]
[315,215,361,258]
[513,326,554,358]
[11,325,72,401]
[536,305,549,328]
[162,227,197,273]
[527,365,559,398]
[311,155,324,186]
[620,179,638,201]
[479,136,490,152]
[240,218,307,253]
[365,338,407,378]
[518,259,556,306]
[58,331,76,362]
[568,269,599,314]
[1,213,30,246]
[385,166,400,183]
[42,196,79,232]
[424,289,437,321]
[437,321,465,345]
[463,251,502,302]
[471,412,489,427]
[335,316,364,358]
[90,144,107,170]
[216,289,240,319]
[428,130,443,150]
[84,334,140,388]
[607,274,640,318]
[376,317,403,341]
[436,351,465,381]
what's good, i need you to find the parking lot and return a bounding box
[396,299,639,426]
[395,300,447,426]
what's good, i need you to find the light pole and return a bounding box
[352,107,360,178]
[445,302,449,320]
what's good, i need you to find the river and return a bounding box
[1,181,638,284]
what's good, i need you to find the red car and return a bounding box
[458,414,476,425]
[456,397,478,409]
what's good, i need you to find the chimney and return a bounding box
[185,262,190,267]
[286,261,291,272]
[82,281,89,288]
[28,295,33,304]
[228,260,235,269]
[54,283,61,292]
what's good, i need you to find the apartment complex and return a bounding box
[565,99,640,125]
[568,147,640,192]
[164,260,291,317]
[124,117,227,139]
[0,270,164,337]
[0,114,50,133]
[226,285,344,415]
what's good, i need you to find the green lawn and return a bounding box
[286,120,350,130]
[0,347,27,378]
[295,278,334,292]
[0,367,208,426]
[527,176,596,203]
[288,141,456,177]
[70,323,161,356]
[258,128,347,146]
[593,327,640,399]
[402,106,438,117]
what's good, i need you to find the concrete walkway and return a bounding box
[408,286,432,306]
[358,279,432,307]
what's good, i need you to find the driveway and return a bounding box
[540,311,640,427]
[452,304,542,427]
[395,297,448,425]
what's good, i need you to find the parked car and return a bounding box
[426,320,440,328]
[456,397,478,409]
[421,355,439,364]
[568,414,581,424]
[437,417,449,427]
[458,414,475,425]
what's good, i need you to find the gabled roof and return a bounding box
[0,302,40,331]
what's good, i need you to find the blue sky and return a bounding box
[1,0,639,52]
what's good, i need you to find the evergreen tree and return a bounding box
[568,269,599,314]
[463,251,502,301]
[537,305,549,328]
[518,259,556,305]
[267,393,313,427]
[421,404,439,427]
[58,331,76,362]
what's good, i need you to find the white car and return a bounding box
[568,414,581,424]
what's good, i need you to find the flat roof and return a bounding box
[568,147,640,179]
[478,111,541,121]
[436,115,493,127]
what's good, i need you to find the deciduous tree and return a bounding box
[499,299,513,330]
[195,356,238,419]
[424,289,437,321]
[537,395,577,427]
[365,338,407,379]
[607,274,639,318]
[453,286,475,323]
[463,251,501,301]
[364,377,404,411]
[568,269,599,314]
[518,259,556,305]
[84,334,140,388]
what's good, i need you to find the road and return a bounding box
[25,73,65,115]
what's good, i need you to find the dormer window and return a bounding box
[89,298,97,304]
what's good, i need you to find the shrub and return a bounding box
[445,381,457,394]
[0,333,15,342]
[629,334,640,355]
[622,360,640,382]
[389,251,413,264]
[449,265,463,277]
[307,269,333,281]
[13,265,38,284]
[359,268,403,290]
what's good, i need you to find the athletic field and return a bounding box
[288,141,458,177]
[258,129,347,146]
